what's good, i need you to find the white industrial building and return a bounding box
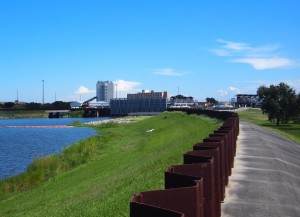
[96,81,115,102]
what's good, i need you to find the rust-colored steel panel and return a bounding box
[218,126,237,156]
[165,165,206,217]
[212,132,234,171]
[183,153,216,217]
[203,138,229,185]
[130,180,203,217]
[193,143,225,202]
[193,144,225,202]
[130,202,185,217]
[208,133,232,176]
[215,129,235,167]
[183,150,221,217]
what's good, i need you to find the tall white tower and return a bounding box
[96,81,114,102]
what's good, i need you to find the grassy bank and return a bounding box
[0,110,85,119]
[0,111,222,217]
[0,110,48,118]
[237,108,300,144]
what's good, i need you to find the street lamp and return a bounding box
[42,80,44,105]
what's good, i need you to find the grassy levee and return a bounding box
[237,108,300,144]
[0,111,222,217]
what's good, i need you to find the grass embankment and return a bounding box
[0,110,84,119]
[0,111,222,217]
[0,110,48,118]
[237,108,300,144]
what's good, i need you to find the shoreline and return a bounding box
[0,125,74,128]
[83,116,149,125]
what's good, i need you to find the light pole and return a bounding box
[42,80,44,105]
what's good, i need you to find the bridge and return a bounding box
[45,110,70,118]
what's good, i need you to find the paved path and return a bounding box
[221,121,300,217]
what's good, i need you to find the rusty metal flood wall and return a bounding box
[130,109,239,217]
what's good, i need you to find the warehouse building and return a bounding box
[110,90,167,116]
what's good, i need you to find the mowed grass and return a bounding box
[237,108,300,144]
[0,111,222,217]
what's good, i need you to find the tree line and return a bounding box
[257,82,300,125]
[0,101,71,110]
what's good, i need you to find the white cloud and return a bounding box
[218,86,241,97]
[72,86,96,102]
[75,86,95,94]
[213,39,295,70]
[153,68,184,76]
[114,80,141,91]
[229,86,241,94]
[233,58,293,70]
[114,80,142,98]
[218,89,228,96]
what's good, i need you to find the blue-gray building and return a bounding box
[110,98,167,116]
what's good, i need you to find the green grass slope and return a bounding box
[0,112,221,217]
[237,108,300,144]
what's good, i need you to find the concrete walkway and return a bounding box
[221,121,300,217]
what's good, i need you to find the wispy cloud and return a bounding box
[216,39,250,51]
[153,68,184,76]
[232,58,293,70]
[212,39,295,70]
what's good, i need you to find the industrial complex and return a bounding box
[70,80,200,116]
[68,80,261,117]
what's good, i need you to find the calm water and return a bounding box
[0,117,110,180]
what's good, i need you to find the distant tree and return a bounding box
[42,103,53,110]
[52,101,70,110]
[13,104,26,109]
[257,82,298,125]
[25,102,42,110]
[294,93,300,123]
[3,102,15,109]
[297,93,300,110]
[206,97,218,105]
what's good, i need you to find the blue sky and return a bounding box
[1,0,299,103]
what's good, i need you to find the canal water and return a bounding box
[0,117,110,180]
